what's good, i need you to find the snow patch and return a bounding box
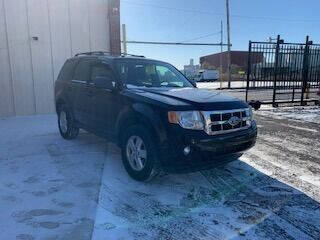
[256,106,320,124]
[300,175,320,188]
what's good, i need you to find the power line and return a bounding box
[122,0,320,23]
[122,0,217,15]
[180,31,221,43]
[162,14,198,42]
[230,14,320,22]
[123,40,230,46]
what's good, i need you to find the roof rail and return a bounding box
[74,51,145,58]
[74,51,112,57]
[120,53,145,58]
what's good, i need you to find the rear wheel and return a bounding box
[57,104,79,140]
[121,125,160,181]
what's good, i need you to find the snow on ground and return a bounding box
[1,111,320,240]
[197,81,246,89]
[92,143,320,240]
[92,107,320,240]
[0,115,107,240]
[256,106,320,124]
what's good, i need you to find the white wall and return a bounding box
[0,0,15,116]
[0,0,111,117]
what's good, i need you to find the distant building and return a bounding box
[200,51,264,73]
[183,59,200,78]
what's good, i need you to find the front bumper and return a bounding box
[160,121,257,173]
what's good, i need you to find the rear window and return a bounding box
[57,59,78,82]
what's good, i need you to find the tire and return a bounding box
[57,104,79,140]
[121,125,160,182]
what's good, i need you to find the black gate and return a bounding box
[246,35,320,107]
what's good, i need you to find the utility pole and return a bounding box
[122,24,127,54]
[226,0,232,88]
[220,20,223,89]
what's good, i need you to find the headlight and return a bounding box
[246,106,253,120]
[168,111,204,130]
[246,106,254,126]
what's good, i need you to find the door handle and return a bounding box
[86,89,94,97]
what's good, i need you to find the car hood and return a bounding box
[125,87,248,110]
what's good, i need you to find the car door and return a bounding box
[89,62,119,137]
[71,59,93,126]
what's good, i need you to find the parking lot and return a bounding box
[1,106,320,240]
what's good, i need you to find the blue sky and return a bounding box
[120,0,320,69]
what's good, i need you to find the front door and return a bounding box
[89,62,119,138]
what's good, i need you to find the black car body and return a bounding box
[55,52,257,181]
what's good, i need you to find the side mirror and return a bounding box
[93,76,115,90]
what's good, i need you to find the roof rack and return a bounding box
[74,52,145,58]
[120,53,145,58]
[74,51,112,57]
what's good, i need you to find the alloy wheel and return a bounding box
[59,111,68,133]
[126,135,147,171]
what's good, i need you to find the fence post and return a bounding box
[301,36,311,106]
[272,35,281,107]
[246,41,252,102]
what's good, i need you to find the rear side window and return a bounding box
[57,59,77,82]
[73,60,91,82]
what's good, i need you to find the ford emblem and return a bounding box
[228,116,241,127]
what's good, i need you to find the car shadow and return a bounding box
[92,142,320,240]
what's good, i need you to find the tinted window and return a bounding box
[90,64,114,83]
[73,60,91,82]
[57,59,77,82]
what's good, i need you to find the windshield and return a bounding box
[115,59,193,88]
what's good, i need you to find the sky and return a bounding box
[120,0,320,69]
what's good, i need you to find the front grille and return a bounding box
[202,108,251,135]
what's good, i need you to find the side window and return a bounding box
[57,59,77,82]
[132,64,159,87]
[73,60,91,82]
[90,63,114,83]
[156,65,168,82]
[156,65,183,87]
[117,63,129,83]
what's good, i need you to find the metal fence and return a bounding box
[246,35,320,107]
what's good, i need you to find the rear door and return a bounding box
[71,59,93,126]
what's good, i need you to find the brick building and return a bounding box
[200,51,263,73]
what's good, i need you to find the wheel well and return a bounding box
[55,99,65,113]
[117,114,158,147]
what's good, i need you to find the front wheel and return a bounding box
[57,105,79,140]
[121,125,160,181]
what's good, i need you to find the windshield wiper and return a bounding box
[162,83,181,88]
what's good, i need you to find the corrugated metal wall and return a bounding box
[0,0,111,117]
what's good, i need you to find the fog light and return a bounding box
[183,146,191,156]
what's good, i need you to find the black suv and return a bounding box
[55,52,257,181]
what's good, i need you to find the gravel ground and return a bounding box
[0,107,319,240]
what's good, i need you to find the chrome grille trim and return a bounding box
[201,108,252,135]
